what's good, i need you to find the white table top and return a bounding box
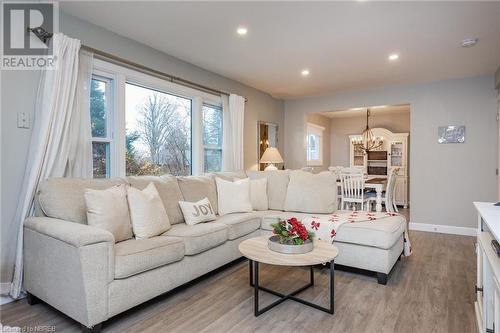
[238,235,338,266]
[474,201,500,241]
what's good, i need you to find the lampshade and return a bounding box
[260,147,283,164]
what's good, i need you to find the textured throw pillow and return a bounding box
[84,184,133,242]
[250,178,268,211]
[127,175,185,224]
[178,197,216,225]
[216,177,253,216]
[246,170,290,211]
[127,182,171,239]
[284,170,337,214]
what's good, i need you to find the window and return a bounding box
[90,76,113,178]
[202,104,223,172]
[89,59,223,178]
[306,123,324,166]
[125,83,192,176]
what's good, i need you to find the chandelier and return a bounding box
[361,109,384,152]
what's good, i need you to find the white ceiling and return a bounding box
[60,1,500,99]
[320,104,410,119]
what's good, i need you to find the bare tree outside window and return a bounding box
[126,84,192,176]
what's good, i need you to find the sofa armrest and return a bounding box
[23,217,114,328]
[25,216,115,246]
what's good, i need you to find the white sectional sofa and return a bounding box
[23,170,405,332]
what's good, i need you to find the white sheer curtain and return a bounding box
[10,33,93,298]
[222,94,245,171]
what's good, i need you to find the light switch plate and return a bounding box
[17,112,30,129]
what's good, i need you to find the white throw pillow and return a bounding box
[178,197,216,225]
[85,184,133,242]
[216,177,253,216]
[127,182,171,239]
[284,170,337,214]
[250,178,268,211]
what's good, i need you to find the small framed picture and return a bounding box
[438,125,465,144]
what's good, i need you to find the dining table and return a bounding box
[336,177,387,212]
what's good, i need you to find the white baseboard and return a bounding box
[0,283,13,305]
[0,282,10,295]
[409,222,477,236]
[0,295,14,305]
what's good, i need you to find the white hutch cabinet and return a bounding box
[475,202,500,333]
[349,128,409,208]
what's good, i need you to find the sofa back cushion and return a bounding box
[246,170,290,211]
[127,175,185,224]
[209,171,247,182]
[284,170,337,214]
[177,175,218,214]
[38,177,128,224]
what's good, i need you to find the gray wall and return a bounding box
[496,65,500,90]
[1,70,41,288]
[284,75,497,229]
[329,112,410,167]
[0,12,284,285]
[306,113,331,172]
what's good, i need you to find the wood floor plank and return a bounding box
[0,230,478,333]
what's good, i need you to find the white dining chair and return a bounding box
[367,167,399,212]
[339,171,370,211]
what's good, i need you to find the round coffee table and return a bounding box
[238,235,339,316]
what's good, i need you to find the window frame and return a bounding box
[90,72,115,178]
[92,58,223,177]
[202,102,223,173]
[306,122,325,166]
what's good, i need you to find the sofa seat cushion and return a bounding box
[162,222,228,255]
[215,213,261,240]
[114,236,184,279]
[261,211,405,249]
[334,217,406,250]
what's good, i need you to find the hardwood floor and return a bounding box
[0,230,477,333]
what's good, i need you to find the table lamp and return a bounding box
[260,147,283,171]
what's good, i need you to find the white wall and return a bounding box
[284,75,498,229]
[0,12,284,286]
[328,112,410,167]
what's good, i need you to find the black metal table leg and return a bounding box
[249,259,254,286]
[329,260,335,314]
[251,260,335,316]
[310,266,314,285]
[254,260,259,317]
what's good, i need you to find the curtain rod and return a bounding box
[82,45,248,101]
[29,27,247,101]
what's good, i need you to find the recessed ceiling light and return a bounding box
[461,38,478,48]
[236,27,248,35]
[388,54,399,61]
[301,69,310,76]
